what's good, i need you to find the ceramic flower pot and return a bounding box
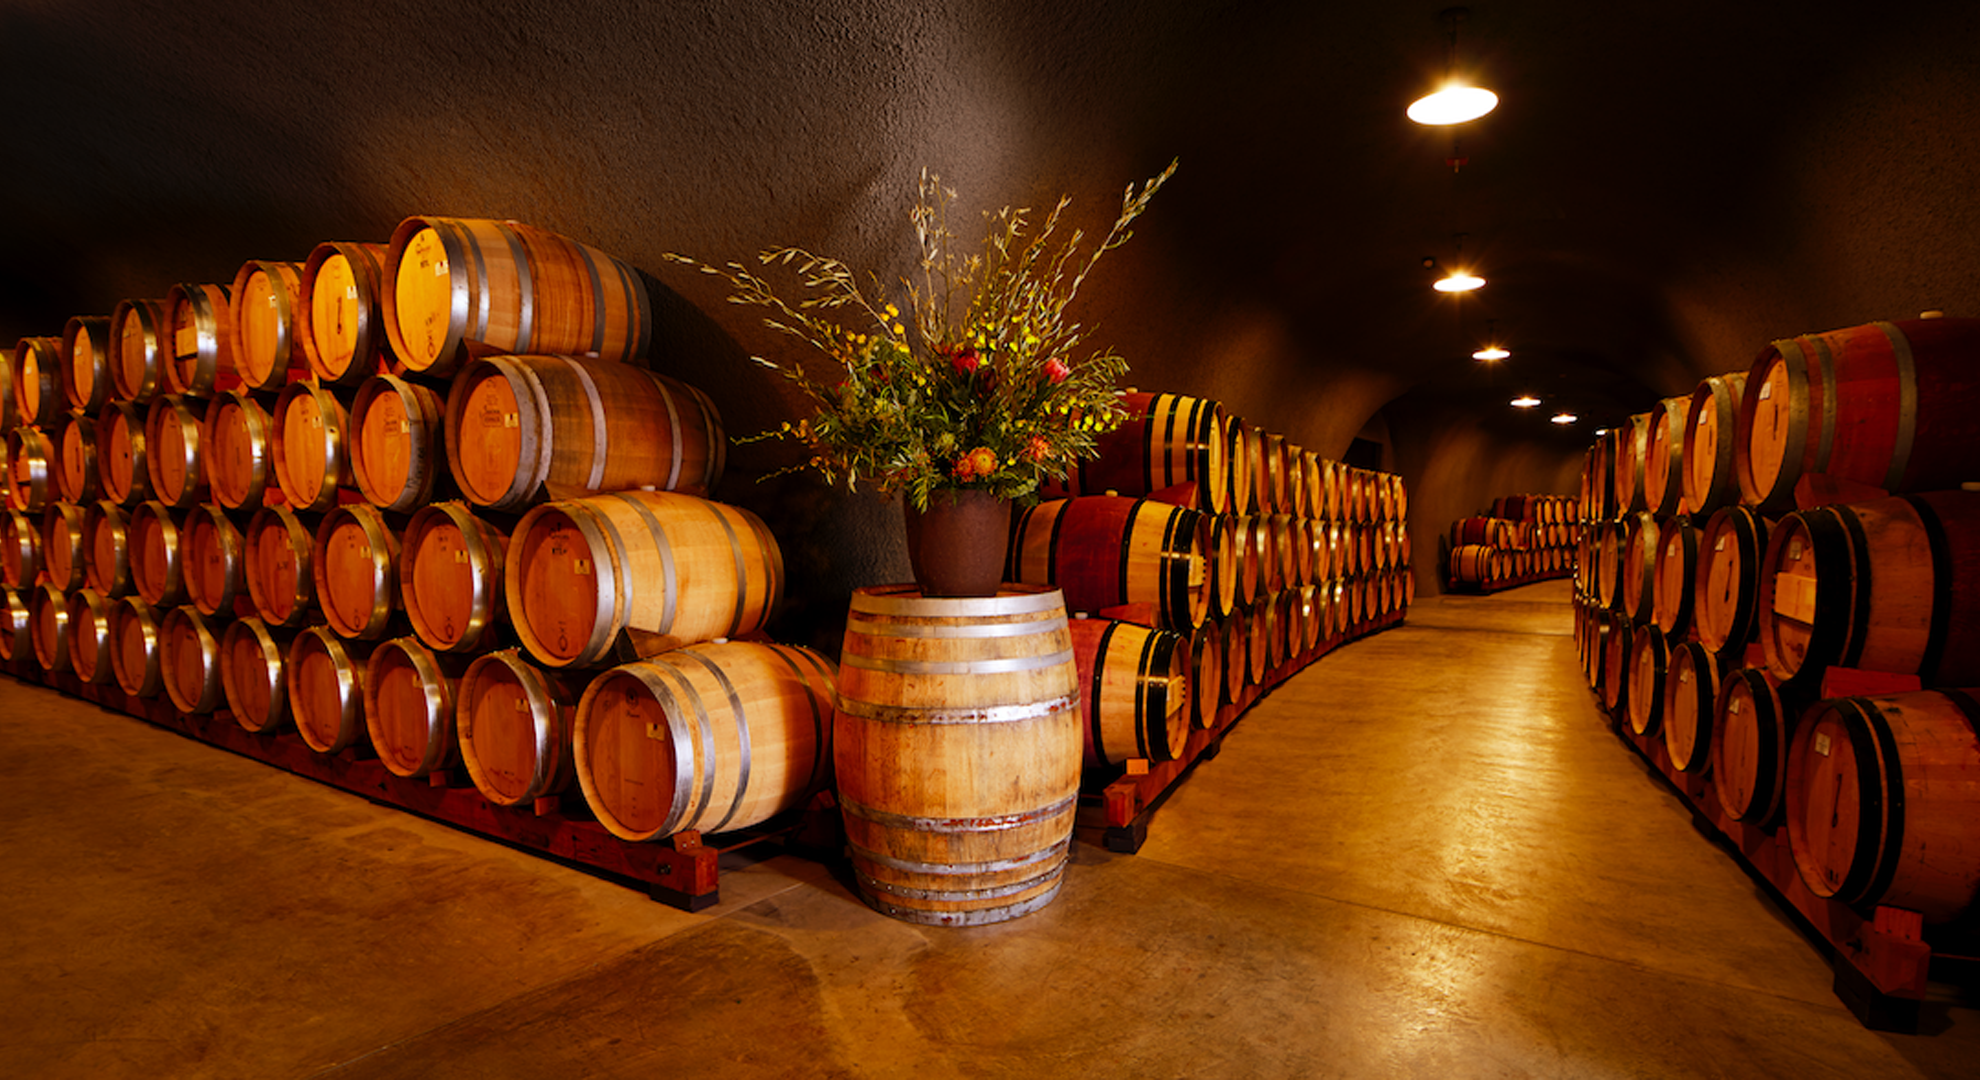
[903,488,1011,598]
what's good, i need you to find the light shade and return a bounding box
[1434,272,1485,293]
[1408,85,1499,125]
[1472,345,1510,361]
[1510,394,1541,408]
[1550,412,1578,425]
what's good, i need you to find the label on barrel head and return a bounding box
[1679,670,1691,684]
[573,558,590,576]
[1759,382,1771,400]
[1730,698,1742,714]
[1715,536,1726,552]
[1814,732,1831,756]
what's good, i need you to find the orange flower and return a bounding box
[1023,435,1053,463]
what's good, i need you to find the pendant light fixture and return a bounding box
[1431,233,1484,293]
[1409,8,1499,126]
[1472,318,1509,360]
[1510,394,1541,408]
[1550,412,1578,425]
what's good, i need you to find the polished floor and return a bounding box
[3,580,1974,1079]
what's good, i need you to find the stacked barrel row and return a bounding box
[1020,392,1412,773]
[1447,494,1580,590]
[1574,314,1980,926]
[1,216,841,851]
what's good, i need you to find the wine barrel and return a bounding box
[40,500,86,592]
[220,617,293,733]
[182,505,245,618]
[82,500,131,597]
[1220,615,1246,704]
[364,636,468,779]
[1619,511,1660,626]
[506,491,780,667]
[1203,513,1238,621]
[443,353,724,511]
[1186,622,1222,729]
[109,595,164,698]
[1758,491,1980,688]
[1451,544,1494,585]
[1263,433,1290,514]
[94,399,151,505]
[1006,495,1207,632]
[1039,391,1230,514]
[7,425,54,513]
[1738,318,1980,513]
[1785,689,1980,923]
[400,502,507,653]
[1602,616,1633,714]
[1681,371,1747,518]
[128,502,186,607]
[231,260,308,392]
[201,391,273,510]
[66,587,115,686]
[159,605,223,713]
[384,217,652,377]
[110,297,171,404]
[834,584,1080,925]
[1692,506,1769,652]
[143,394,209,509]
[1612,412,1651,515]
[61,315,112,414]
[1230,515,1265,606]
[13,336,60,428]
[288,627,374,754]
[271,379,351,512]
[1651,516,1698,637]
[0,586,27,661]
[1662,640,1721,774]
[298,241,395,387]
[1642,395,1689,517]
[457,650,578,807]
[575,639,835,841]
[350,374,446,512]
[1625,625,1668,737]
[243,505,316,627]
[313,504,400,640]
[29,583,70,672]
[1711,667,1803,824]
[1066,616,1187,767]
[53,409,98,505]
[163,282,237,397]
[1247,593,1273,683]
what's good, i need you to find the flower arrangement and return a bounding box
[670,160,1177,511]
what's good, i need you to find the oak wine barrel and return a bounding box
[350,374,447,512]
[288,627,374,754]
[159,605,223,713]
[1681,371,1746,518]
[0,586,27,661]
[7,425,54,513]
[82,500,131,597]
[1066,615,1187,767]
[109,595,164,698]
[1661,640,1722,774]
[143,394,209,508]
[243,505,316,627]
[220,617,293,734]
[271,379,351,512]
[53,409,99,505]
[1619,512,1660,626]
[202,391,273,510]
[1651,516,1698,637]
[1710,667,1803,825]
[110,298,172,404]
[13,336,60,428]
[29,583,70,672]
[128,501,186,607]
[231,260,308,392]
[41,500,86,592]
[834,584,1080,925]
[66,587,115,686]
[457,650,580,806]
[183,505,245,617]
[1692,506,1769,652]
[1641,395,1689,516]
[61,315,112,414]
[163,282,237,397]
[94,399,151,505]
[1038,391,1230,514]
[400,502,507,653]
[1625,624,1667,737]
[299,241,396,387]
[364,636,469,779]
[313,504,400,640]
[1186,622,1223,729]
[1006,495,1208,632]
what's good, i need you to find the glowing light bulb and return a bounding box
[1510,395,1541,408]
[1434,271,1485,293]
[1550,412,1577,425]
[1408,85,1499,125]
[1472,345,1510,361]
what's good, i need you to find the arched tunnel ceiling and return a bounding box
[1,0,1976,454]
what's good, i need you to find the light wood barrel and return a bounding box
[350,374,446,512]
[443,354,723,511]
[183,505,245,618]
[231,260,308,392]
[383,216,653,378]
[401,502,507,653]
[1602,615,1633,715]
[1612,412,1650,515]
[143,394,209,508]
[41,500,86,591]
[66,587,115,686]
[1692,506,1769,652]
[1625,625,1667,737]
[61,316,112,414]
[506,491,782,668]
[1203,513,1237,620]
[271,379,351,512]
[1641,395,1689,516]
[1681,371,1747,518]
[163,282,237,397]
[1246,594,1273,684]
[575,640,836,841]
[1186,622,1223,729]
[1651,516,1698,637]
[1066,616,1187,767]
[1711,667,1801,825]
[1006,495,1208,632]
[299,241,395,387]
[53,409,98,505]
[13,336,60,428]
[1225,418,1254,516]
[834,584,1080,926]
[1662,640,1722,774]
[1038,392,1230,514]
[243,505,316,627]
[220,617,293,734]
[1220,616,1245,704]
[1233,515,1265,605]
[1738,318,1980,513]
[82,500,130,596]
[288,627,373,754]
[0,586,27,661]
[159,605,223,713]
[128,501,186,607]
[110,298,172,404]
[109,595,164,698]
[1451,544,1494,585]
[95,399,151,505]
[8,425,54,513]
[364,636,468,779]
[456,650,578,806]
[1786,690,1980,923]
[313,504,400,640]
[30,583,70,672]
[202,391,273,510]
[1619,511,1659,626]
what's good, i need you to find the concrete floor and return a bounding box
[2,580,1974,1079]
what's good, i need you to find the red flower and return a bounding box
[1044,358,1071,384]
[1023,435,1052,463]
[949,345,981,376]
